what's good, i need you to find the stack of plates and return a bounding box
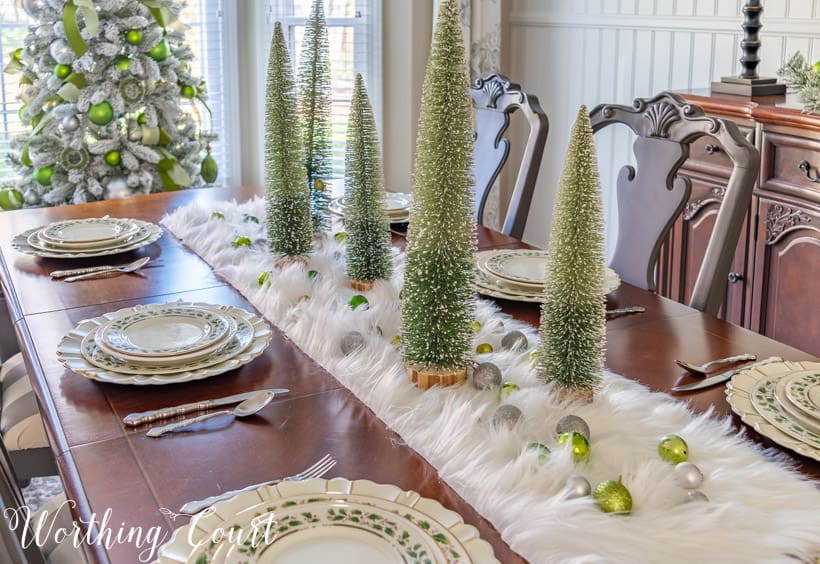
[329,192,412,224]
[12,217,162,258]
[727,360,820,462]
[57,302,271,385]
[475,249,621,302]
[158,477,498,563]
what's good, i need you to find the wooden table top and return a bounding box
[1,186,817,564]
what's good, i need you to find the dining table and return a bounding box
[0,185,817,564]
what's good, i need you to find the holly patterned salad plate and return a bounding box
[157,478,498,564]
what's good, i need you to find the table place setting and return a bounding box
[474,249,621,303]
[11,216,163,259]
[56,301,272,385]
[329,191,412,224]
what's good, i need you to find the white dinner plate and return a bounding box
[39,217,136,243]
[157,478,498,564]
[97,304,232,358]
[12,220,162,259]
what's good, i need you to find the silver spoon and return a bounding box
[146,391,276,438]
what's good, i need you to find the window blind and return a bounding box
[0,0,232,189]
[268,0,381,188]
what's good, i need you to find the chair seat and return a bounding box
[34,493,87,563]
[1,353,49,451]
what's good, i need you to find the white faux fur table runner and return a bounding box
[163,197,820,564]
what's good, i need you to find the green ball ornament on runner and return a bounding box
[557,431,590,462]
[349,294,369,310]
[658,434,689,464]
[593,477,632,514]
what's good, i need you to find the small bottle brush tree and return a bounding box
[297,0,332,231]
[345,74,392,290]
[2,0,215,209]
[537,106,606,400]
[265,22,312,260]
[401,0,476,390]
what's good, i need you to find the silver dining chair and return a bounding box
[470,73,549,239]
[0,295,57,485]
[589,91,759,315]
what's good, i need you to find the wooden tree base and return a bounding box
[350,279,373,291]
[407,365,467,390]
[273,255,309,269]
[553,384,594,403]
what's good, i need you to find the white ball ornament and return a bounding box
[340,332,365,356]
[564,474,592,499]
[686,490,709,503]
[674,462,704,490]
[492,405,523,429]
[23,189,40,206]
[471,362,502,390]
[61,115,80,132]
[501,330,528,351]
[104,177,129,199]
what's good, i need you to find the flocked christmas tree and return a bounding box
[537,106,606,400]
[297,0,332,231]
[265,22,312,258]
[401,0,476,389]
[345,74,392,290]
[2,0,216,209]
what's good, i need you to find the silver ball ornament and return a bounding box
[564,474,592,499]
[61,115,80,132]
[104,177,129,199]
[23,189,40,206]
[686,490,709,503]
[674,462,704,490]
[556,415,590,441]
[501,330,528,351]
[49,39,72,63]
[471,362,502,390]
[22,0,43,17]
[492,405,523,429]
[340,331,365,356]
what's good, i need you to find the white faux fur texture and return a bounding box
[163,197,820,564]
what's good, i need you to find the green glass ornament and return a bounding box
[526,442,551,463]
[658,434,689,464]
[242,214,259,224]
[114,56,130,71]
[20,144,32,167]
[146,38,170,62]
[307,270,319,280]
[390,335,401,347]
[593,477,632,514]
[528,349,540,363]
[471,321,482,333]
[349,294,369,310]
[257,270,271,287]
[87,101,114,126]
[333,231,347,242]
[557,431,590,462]
[210,211,225,220]
[814,61,820,74]
[33,165,54,186]
[233,236,252,248]
[54,63,71,79]
[137,113,147,125]
[475,343,493,354]
[0,188,24,210]
[200,154,218,183]
[180,84,197,99]
[500,381,520,398]
[125,29,143,45]
[104,150,121,166]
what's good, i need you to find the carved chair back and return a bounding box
[589,92,759,315]
[470,74,549,239]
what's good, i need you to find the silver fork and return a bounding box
[674,353,757,376]
[178,454,336,514]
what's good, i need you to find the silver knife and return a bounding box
[123,388,289,426]
[672,357,783,392]
[51,256,150,278]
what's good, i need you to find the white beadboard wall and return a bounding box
[508,0,820,251]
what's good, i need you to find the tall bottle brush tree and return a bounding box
[2,0,217,209]
[264,22,312,259]
[297,0,332,231]
[345,74,392,291]
[537,106,607,401]
[401,0,477,390]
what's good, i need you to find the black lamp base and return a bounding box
[711,76,786,96]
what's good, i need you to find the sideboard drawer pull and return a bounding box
[727,272,744,284]
[704,144,721,155]
[798,160,820,183]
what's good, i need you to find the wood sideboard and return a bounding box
[657,91,820,356]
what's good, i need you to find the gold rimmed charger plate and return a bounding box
[726,360,820,462]
[158,478,498,564]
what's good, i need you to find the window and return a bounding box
[0,0,234,188]
[269,0,381,186]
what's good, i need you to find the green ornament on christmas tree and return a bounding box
[114,56,130,71]
[537,107,606,401]
[0,188,23,210]
[296,0,332,232]
[147,38,170,62]
[402,0,476,390]
[87,101,114,126]
[344,74,392,291]
[104,150,121,166]
[125,29,143,45]
[54,63,70,79]
[180,84,197,99]
[34,165,54,186]
[264,22,312,258]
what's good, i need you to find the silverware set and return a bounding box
[672,354,779,392]
[51,256,151,282]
